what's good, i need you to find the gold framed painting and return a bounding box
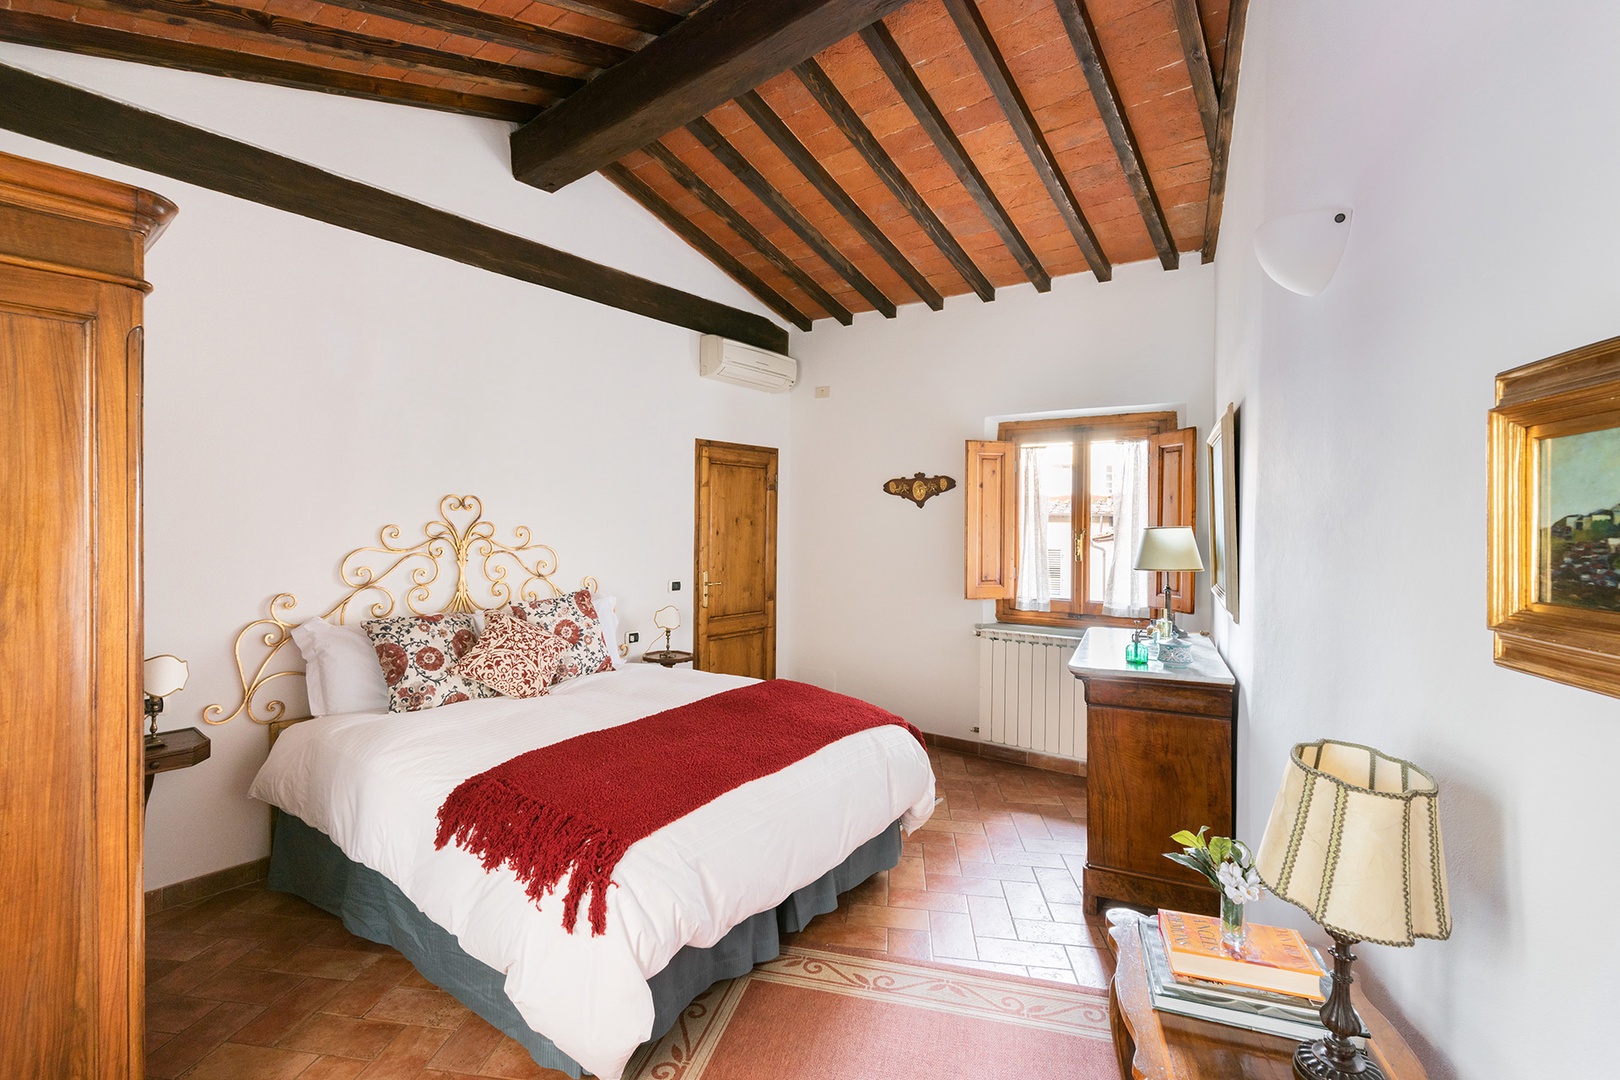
[1488,334,1620,698]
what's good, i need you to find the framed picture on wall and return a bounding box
[1489,334,1620,698]
[1207,403,1240,621]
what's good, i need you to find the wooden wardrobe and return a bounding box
[0,150,175,1079]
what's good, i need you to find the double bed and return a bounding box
[222,497,936,1080]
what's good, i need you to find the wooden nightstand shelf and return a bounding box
[641,649,694,668]
[1070,627,1236,916]
[144,726,211,805]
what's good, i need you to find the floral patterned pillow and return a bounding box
[499,589,614,684]
[455,611,570,699]
[362,613,498,713]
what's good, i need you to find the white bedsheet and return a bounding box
[249,665,935,1080]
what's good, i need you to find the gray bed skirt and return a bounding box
[268,811,902,1077]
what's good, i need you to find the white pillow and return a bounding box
[290,616,389,716]
[594,595,623,669]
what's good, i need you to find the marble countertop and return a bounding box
[1067,626,1234,686]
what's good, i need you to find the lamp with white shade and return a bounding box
[1255,740,1451,1080]
[143,654,189,748]
[1133,526,1204,662]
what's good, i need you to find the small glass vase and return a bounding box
[1219,894,1247,956]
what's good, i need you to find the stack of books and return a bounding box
[1138,910,1366,1045]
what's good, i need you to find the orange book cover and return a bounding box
[1157,910,1327,1002]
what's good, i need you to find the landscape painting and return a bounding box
[1539,425,1620,612]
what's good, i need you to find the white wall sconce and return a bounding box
[1254,208,1353,296]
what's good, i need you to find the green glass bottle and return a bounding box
[1126,628,1149,666]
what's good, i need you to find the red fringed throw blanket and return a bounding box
[433,679,925,936]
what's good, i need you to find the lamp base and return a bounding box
[1293,1039,1385,1080]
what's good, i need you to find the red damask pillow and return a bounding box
[499,589,614,684]
[362,613,498,713]
[455,611,570,699]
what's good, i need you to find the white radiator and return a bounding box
[975,626,1086,760]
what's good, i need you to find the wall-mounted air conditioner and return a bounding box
[699,335,797,393]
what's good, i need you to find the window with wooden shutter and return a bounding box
[966,412,1195,628]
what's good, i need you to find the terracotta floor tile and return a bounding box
[842,903,931,931]
[965,894,1017,940]
[146,991,219,1035]
[792,919,889,951]
[322,957,416,1017]
[923,872,1007,897]
[886,887,968,913]
[151,938,258,996]
[974,936,1071,969]
[987,847,1069,869]
[277,1012,404,1060]
[1028,965,1080,984]
[1047,901,1088,924]
[231,977,348,1047]
[957,860,1037,883]
[480,1036,565,1078]
[1002,880,1053,921]
[927,910,978,960]
[365,986,475,1029]
[180,1041,318,1080]
[354,1023,453,1078]
[884,927,934,962]
[938,957,1028,977]
[297,1057,370,1079]
[1013,917,1095,946]
[145,1000,263,1079]
[270,944,385,981]
[147,929,216,962]
[1034,866,1084,905]
[191,964,309,1005]
[1066,944,1114,988]
[952,833,993,862]
[427,1016,505,1073]
[887,856,926,891]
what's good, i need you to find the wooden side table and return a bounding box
[144,727,211,807]
[1105,910,1427,1080]
[641,649,694,668]
[1069,628,1236,915]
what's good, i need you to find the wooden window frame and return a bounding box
[992,411,1180,629]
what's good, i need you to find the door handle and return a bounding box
[701,571,724,609]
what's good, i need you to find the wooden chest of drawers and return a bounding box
[1069,628,1236,916]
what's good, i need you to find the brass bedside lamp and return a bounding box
[1255,740,1451,1080]
[652,605,681,652]
[143,654,189,749]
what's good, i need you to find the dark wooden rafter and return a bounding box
[545,0,678,37]
[941,0,1110,282]
[1053,0,1178,271]
[314,0,632,70]
[859,20,1051,292]
[1170,0,1219,153]
[735,91,941,310]
[0,63,788,350]
[794,58,994,303]
[0,11,535,122]
[602,162,814,331]
[687,116,895,317]
[642,139,855,326]
[69,0,582,98]
[1202,0,1249,263]
[511,0,915,192]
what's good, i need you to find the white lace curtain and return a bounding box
[1101,439,1152,618]
[1014,445,1051,611]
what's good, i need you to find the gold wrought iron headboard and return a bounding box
[205,494,614,730]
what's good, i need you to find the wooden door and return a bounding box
[694,440,777,678]
[0,151,172,1080]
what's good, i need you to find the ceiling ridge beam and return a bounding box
[642,140,855,326]
[942,0,1111,282]
[0,62,789,351]
[1054,0,1179,271]
[1170,0,1219,153]
[1201,0,1249,263]
[0,11,535,122]
[545,0,678,37]
[736,90,942,311]
[604,162,814,332]
[314,0,632,70]
[687,115,897,318]
[510,0,915,192]
[794,58,994,303]
[859,20,1051,292]
[70,0,582,98]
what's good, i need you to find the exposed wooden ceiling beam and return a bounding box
[546,0,678,37]
[0,11,536,122]
[642,140,854,326]
[687,116,896,318]
[0,63,789,351]
[736,91,942,311]
[1170,0,1219,153]
[1053,0,1179,270]
[794,58,994,303]
[942,0,1110,282]
[603,161,814,332]
[1202,0,1249,263]
[510,0,914,193]
[314,0,631,70]
[859,20,1051,292]
[73,0,582,99]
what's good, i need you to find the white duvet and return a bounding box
[249,665,936,1080]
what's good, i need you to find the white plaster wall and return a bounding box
[780,263,1214,741]
[0,48,792,891]
[1211,3,1620,1076]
